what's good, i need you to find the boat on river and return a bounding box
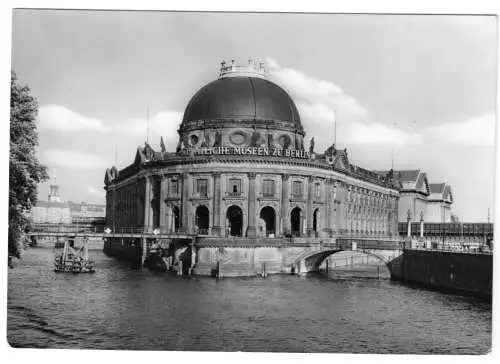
[54,239,95,273]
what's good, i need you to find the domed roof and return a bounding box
[181,76,303,133]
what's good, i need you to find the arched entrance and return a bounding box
[226,205,243,237]
[313,208,320,236]
[195,205,210,234]
[260,206,276,237]
[291,207,302,237]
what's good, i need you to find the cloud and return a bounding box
[267,57,368,125]
[426,113,496,147]
[38,104,183,152]
[114,110,182,146]
[343,122,423,147]
[85,185,105,200]
[38,105,110,133]
[266,57,422,149]
[43,149,110,169]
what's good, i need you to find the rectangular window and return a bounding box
[262,179,275,197]
[169,179,179,195]
[229,178,241,196]
[314,183,321,198]
[292,181,303,197]
[196,179,208,197]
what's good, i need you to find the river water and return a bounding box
[7,248,492,354]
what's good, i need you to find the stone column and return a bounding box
[336,183,345,235]
[159,175,167,233]
[281,174,290,236]
[181,172,189,233]
[394,196,400,237]
[212,172,222,236]
[306,176,314,237]
[406,208,412,238]
[143,176,153,233]
[420,213,424,238]
[323,178,333,237]
[246,172,257,237]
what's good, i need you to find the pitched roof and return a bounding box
[374,169,420,182]
[429,183,445,194]
[394,170,421,182]
[428,183,453,203]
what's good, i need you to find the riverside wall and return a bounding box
[401,249,493,297]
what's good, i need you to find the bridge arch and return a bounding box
[294,248,396,277]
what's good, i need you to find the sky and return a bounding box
[10,10,497,221]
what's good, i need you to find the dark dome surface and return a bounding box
[181,77,302,130]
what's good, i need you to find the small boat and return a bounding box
[54,239,95,273]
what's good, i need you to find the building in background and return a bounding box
[427,183,453,223]
[31,180,105,225]
[376,170,454,223]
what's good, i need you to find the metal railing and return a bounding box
[197,228,210,235]
[403,238,493,255]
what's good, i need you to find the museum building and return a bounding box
[103,61,401,274]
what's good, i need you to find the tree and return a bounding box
[9,71,48,259]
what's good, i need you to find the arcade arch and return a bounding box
[290,207,303,236]
[226,205,243,237]
[259,206,276,237]
[195,205,210,234]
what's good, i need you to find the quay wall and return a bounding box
[193,245,320,277]
[401,249,493,296]
[103,238,142,262]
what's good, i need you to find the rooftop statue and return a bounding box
[201,129,211,148]
[144,141,155,160]
[309,137,315,154]
[213,129,222,147]
[160,136,166,153]
[251,125,261,147]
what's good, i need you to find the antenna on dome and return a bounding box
[113,137,118,167]
[391,122,397,170]
[146,105,150,144]
[333,107,338,146]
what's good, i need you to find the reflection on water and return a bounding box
[8,248,491,353]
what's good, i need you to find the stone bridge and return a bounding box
[294,238,405,280]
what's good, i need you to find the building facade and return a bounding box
[427,183,453,223]
[103,61,401,275]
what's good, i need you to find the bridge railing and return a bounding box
[30,224,106,234]
[28,224,197,237]
[335,237,404,251]
[407,246,493,255]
